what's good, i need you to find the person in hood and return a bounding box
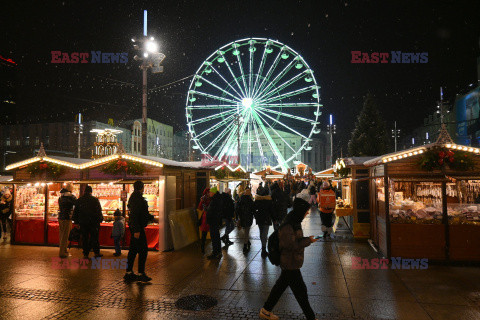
[259,189,318,320]
[0,189,14,241]
[220,188,235,246]
[124,181,154,282]
[238,188,254,253]
[73,185,103,259]
[58,183,76,258]
[254,187,274,258]
[206,186,223,259]
[197,187,211,254]
[270,182,289,230]
[111,209,125,256]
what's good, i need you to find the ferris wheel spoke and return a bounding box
[251,110,288,170]
[194,113,237,139]
[251,45,268,96]
[255,108,308,140]
[256,106,314,124]
[253,50,283,101]
[258,102,319,109]
[254,111,296,154]
[187,104,238,110]
[254,58,295,100]
[190,90,239,104]
[257,85,316,104]
[190,109,236,125]
[196,75,242,102]
[216,110,249,160]
[210,65,244,99]
[203,119,237,154]
[251,117,266,166]
[261,70,308,100]
[248,43,255,97]
[219,58,248,97]
[235,52,249,97]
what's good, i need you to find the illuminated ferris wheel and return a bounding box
[186,38,322,171]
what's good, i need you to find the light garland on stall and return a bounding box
[381,144,480,164]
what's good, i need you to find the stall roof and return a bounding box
[6,153,216,171]
[253,168,285,176]
[364,143,480,167]
[314,168,334,177]
[0,176,13,183]
[343,157,377,166]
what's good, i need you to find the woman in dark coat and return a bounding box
[254,187,274,258]
[238,188,254,253]
[197,188,211,254]
[259,189,318,320]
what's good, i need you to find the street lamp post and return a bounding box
[132,10,166,156]
[326,114,336,167]
[391,121,401,152]
[3,151,16,171]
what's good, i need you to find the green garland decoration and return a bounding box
[101,159,146,175]
[418,147,475,171]
[214,167,228,179]
[27,161,65,178]
[230,170,245,179]
[336,167,350,178]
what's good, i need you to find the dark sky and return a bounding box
[2,0,480,154]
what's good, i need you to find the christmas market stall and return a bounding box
[332,157,375,238]
[6,146,213,251]
[365,128,480,261]
[212,164,249,193]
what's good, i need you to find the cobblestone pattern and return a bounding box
[0,287,371,320]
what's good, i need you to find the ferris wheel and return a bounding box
[186,38,322,171]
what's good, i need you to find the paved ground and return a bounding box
[1,211,480,320]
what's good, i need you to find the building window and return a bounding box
[15,139,20,146]
[25,137,30,146]
[35,137,39,145]
[5,138,10,146]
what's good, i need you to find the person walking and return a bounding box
[220,188,235,247]
[197,187,211,254]
[259,189,318,320]
[254,187,274,258]
[238,188,254,253]
[270,182,288,230]
[308,185,317,209]
[124,181,154,282]
[58,183,76,258]
[206,186,223,260]
[0,189,14,241]
[111,209,125,256]
[73,185,103,259]
[317,181,336,238]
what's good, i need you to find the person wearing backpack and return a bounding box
[238,188,254,253]
[254,187,274,258]
[260,189,318,320]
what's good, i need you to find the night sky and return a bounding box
[2,0,480,156]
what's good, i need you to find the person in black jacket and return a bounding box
[124,181,154,282]
[58,183,76,258]
[254,187,274,258]
[238,188,254,253]
[220,188,235,246]
[206,186,223,260]
[270,182,288,230]
[73,185,103,259]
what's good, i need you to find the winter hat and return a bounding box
[210,186,218,194]
[114,209,122,217]
[296,189,311,203]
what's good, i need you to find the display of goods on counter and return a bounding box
[390,200,443,224]
[448,204,480,225]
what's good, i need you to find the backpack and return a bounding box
[267,229,281,266]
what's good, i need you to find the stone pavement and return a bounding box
[1,211,480,320]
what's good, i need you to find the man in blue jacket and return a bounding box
[124,181,154,282]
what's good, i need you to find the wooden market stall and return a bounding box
[6,146,213,251]
[366,128,480,261]
[333,157,375,238]
[212,164,249,193]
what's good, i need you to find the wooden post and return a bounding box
[384,164,391,259]
[44,184,48,244]
[442,181,449,261]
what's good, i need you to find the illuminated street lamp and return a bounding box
[132,10,166,156]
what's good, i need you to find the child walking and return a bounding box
[112,209,125,256]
